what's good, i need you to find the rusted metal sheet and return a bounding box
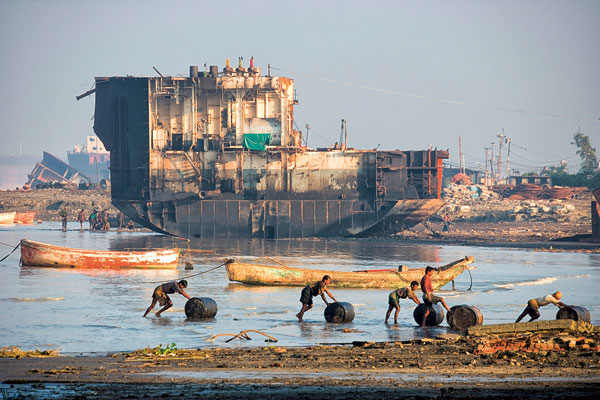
[20,239,179,269]
[225,256,474,289]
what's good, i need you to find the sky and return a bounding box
[1,0,598,175]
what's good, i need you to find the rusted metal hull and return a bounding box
[115,197,445,239]
[20,239,179,269]
[92,63,449,239]
[14,212,36,224]
[226,256,474,289]
[0,212,16,224]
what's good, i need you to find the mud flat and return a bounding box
[2,324,600,399]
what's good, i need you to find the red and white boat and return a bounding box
[20,239,179,269]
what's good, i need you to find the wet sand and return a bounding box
[2,332,599,399]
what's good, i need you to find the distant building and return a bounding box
[506,175,552,186]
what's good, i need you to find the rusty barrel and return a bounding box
[447,305,484,331]
[413,303,445,326]
[324,302,355,323]
[185,297,218,320]
[556,306,591,323]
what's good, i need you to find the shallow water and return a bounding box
[0,222,598,354]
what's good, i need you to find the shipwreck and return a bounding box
[88,59,448,238]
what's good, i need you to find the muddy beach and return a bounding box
[2,328,599,399]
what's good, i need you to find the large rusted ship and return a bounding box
[90,59,448,238]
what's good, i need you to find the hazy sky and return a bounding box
[1,0,598,174]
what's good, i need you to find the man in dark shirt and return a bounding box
[143,280,191,317]
[296,275,337,322]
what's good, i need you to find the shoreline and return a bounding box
[2,329,599,399]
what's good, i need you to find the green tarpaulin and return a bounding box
[243,133,272,151]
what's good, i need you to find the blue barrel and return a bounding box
[556,306,591,323]
[413,303,445,326]
[185,297,218,320]
[447,305,484,331]
[324,302,355,323]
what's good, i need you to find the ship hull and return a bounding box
[114,197,444,238]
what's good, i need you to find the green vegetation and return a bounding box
[545,131,599,188]
[141,343,178,356]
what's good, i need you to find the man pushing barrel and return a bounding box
[143,280,191,317]
[385,281,421,324]
[515,291,569,323]
[420,266,451,327]
[296,275,337,322]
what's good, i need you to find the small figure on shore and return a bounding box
[89,209,97,230]
[442,213,451,232]
[60,207,68,232]
[117,211,125,231]
[385,281,421,324]
[143,280,191,317]
[126,220,135,230]
[77,209,86,232]
[296,275,337,322]
[515,291,569,323]
[420,266,451,327]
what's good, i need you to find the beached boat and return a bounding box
[20,239,179,269]
[225,256,474,289]
[0,212,16,224]
[14,212,36,224]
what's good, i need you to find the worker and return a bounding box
[385,281,421,324]
[515,291,569,323]
[60,207,68,232]
[77,209,86,232]
[296,275,337,322]
[143,280,191,317]
[420,266,451,327]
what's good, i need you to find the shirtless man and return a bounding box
[420,266,450,327]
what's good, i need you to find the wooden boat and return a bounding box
[14,212,36,224]
[225,256,475,289]
[0,212,16,224]
[20,239,179,269]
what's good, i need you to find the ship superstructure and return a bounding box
[92,59,448,238]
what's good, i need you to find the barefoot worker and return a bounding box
[143,280,191,317]
[385,281,421,324]
[296,275,337,322]
[515,291,568,323]
[420,266,451,327]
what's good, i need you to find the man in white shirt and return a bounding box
[515,291,568,322]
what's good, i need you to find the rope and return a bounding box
[0,242,21,263]
[467,266,473,291]
[208,329,278,343]
[145,259,234,284]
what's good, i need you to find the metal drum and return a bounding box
[413,303,445,326]
[447,305,484,331]
[324,302,355,323]
[185,297,218,320]
[556,306,591,323]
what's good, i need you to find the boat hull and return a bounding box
[0,212,16,224]
[20,239,179,269]
[226,256,474,289]
[14,212,36,224]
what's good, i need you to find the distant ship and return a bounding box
[89,59,448,238]
[67,135,110,183]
